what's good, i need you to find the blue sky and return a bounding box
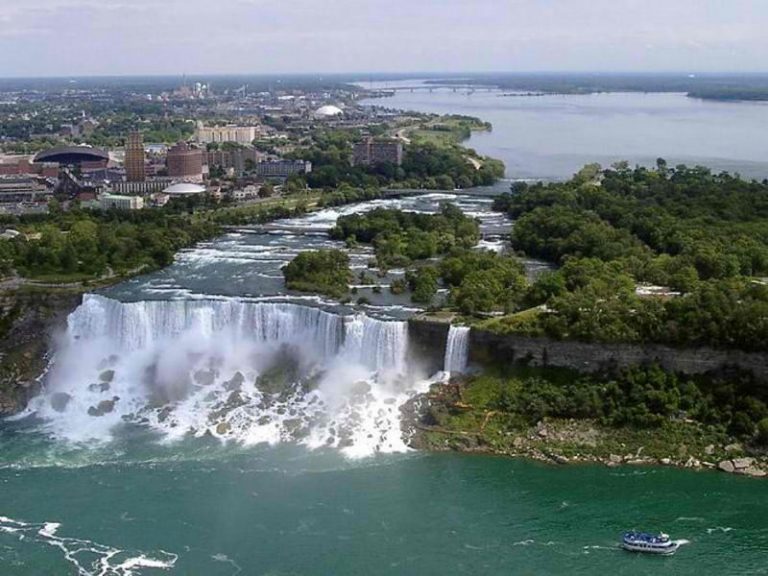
[0,0,766,76]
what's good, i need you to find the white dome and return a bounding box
[315,105,343,118]
[163,182,206,195]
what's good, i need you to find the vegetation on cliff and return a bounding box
[409,363,768,473]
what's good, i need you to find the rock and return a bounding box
[215,422,231,435]
[742,466,767,478]
[732,457,754,470]
[718,460,736,473]
[608,454,622,464]
[87,398,116,417]
[704,444,716,456]
[99,370,115,383]
[552,454,570,465]
[684,457,701,468]
[50,392,72,413]
[194,370,216,386]
[724,443,743,453]
[88,382,110,393]
[223,372,245,391]
[660,458,672,465]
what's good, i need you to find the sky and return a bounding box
[1,0,767,77]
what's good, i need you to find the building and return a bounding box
[0,176,53,203]
[254,160,312,179]
[163,182,206,195]
[196,125,259,145]
[34,145,110,167]
[206,147,263,176]
[314,105,344,119]
[125,131,146,182]
[110,179,172,196]
[99,194,144,210]
[166,142,204,182]
[352,137,403,167]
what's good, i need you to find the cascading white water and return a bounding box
[444,326,471,374]
[32,294,424,456]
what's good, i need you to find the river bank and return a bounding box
[402,377,768,479]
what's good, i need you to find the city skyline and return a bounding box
[1,0,768,77]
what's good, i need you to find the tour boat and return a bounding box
[621,531,680,555]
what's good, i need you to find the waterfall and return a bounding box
[444,326,471,374]
[35,294,419,456]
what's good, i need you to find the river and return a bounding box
[361,84,768,180]
[1,105,768,574]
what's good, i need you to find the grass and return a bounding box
[470,306,545,335]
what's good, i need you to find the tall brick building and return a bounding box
[167,142,204,182]
[352,137,403,167]
[125,131,146,182]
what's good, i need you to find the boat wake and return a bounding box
[0,515,176,575]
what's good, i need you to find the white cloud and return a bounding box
[0,0,766,75]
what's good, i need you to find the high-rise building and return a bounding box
[125,131,146,182]
[166,142,204,182]
[352,137,404,167]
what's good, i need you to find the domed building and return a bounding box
[314,105,344,119]
[163,182,206,195]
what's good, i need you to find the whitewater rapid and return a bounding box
[31,294,435,458]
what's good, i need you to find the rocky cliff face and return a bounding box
[408,317,768,382]
[0,289,82,416]
[468,331,768,382]
[407,319,450,374]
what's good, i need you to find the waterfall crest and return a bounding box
[33,294,422,456]
[444,326,471,374]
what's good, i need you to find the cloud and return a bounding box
[0,0,765,76]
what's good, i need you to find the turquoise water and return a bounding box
[1,424,766,575]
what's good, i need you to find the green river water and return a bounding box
[0,431,766,575]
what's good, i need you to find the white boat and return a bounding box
[621,531,680,555]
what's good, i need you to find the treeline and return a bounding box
[463,364,768,446]
[330,203,480,267]
[0,207,219,280]
[486,162,768,351]
[282,250,352,298]
[288,129,504,190]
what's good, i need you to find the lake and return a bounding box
[362,88,768,180]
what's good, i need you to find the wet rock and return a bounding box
[88,382,111,393]
[194,369,216,386]
[215,422,231,435]
[552,454,570,465]
[157,406,173,423]
[99,370,115,383]
[350,381,372,397]
[50,392,72,413]
[718,460,736,473]
[223,372,245,391]
[87,398,117,417]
